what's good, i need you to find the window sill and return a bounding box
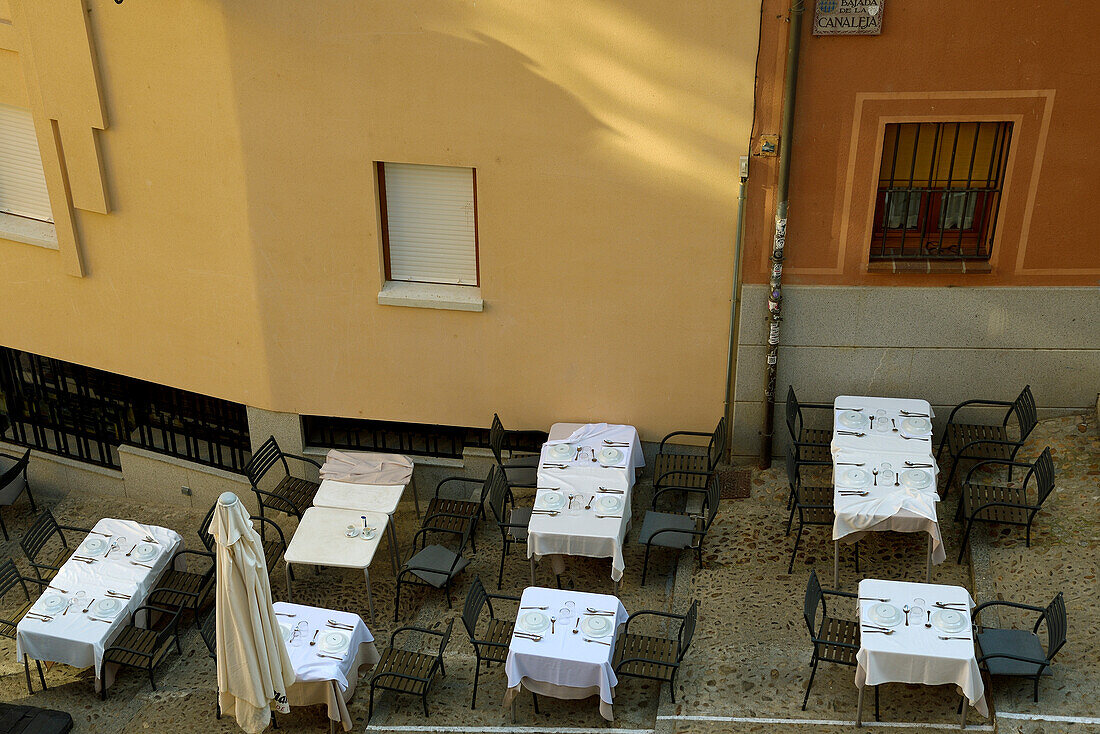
[867,259,992,274]
[0,212,58,250]
[377,281,484,312]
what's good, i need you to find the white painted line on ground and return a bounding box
[658,715,994,730]
[999,712,1100,725]
[364,728,653,733]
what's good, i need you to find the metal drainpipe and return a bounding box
[723,158,749,463]
[760,0,805,468]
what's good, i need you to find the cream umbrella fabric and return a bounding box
[211,492,295,733]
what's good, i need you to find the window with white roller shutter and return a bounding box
[378,162,479,286]
[0,103,53,223]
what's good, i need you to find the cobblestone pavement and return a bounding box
[0,415,1096,733]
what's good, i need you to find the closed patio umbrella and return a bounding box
[211,492,295,733]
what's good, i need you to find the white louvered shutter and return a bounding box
[0,104,52,223]
[383,163,478,285]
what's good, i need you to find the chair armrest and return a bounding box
[945,399,1013,426]
[20,575,51,588]
[968,500,1038,520]
[434,476,483,494]
[28,560,61,574]
[653,469,710,491]
[658,430,711,452]
[964,459,1033,485]
[486,591,521,603]
[623,608,684,635]
[821,587,857,599]
[652,483,708,508]
[0,451,25,461]
[251,516,288,547]
[799,401,834,410]
[813,637,860,650]
[282,453,322,470]
[973,599,1045,624]
[59,524,92,535]
[977,651,1047,667]
[616,654,681,671]
[372,670,432,685]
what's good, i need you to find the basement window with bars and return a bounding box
[302,416,546,460]
[871,121,1012,262]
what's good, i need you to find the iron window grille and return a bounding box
[302,416,546,460]
[0,347,251,473]
[872,121,1012,261]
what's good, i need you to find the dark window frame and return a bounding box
[302,415,545,460]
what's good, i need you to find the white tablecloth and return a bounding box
[855,579,987,717]
[529,423,643,582]
[504,587,628,721]
[831,397,945,565]
[273,602,379,732]
[15,518,182,687]
[319,450,413,486]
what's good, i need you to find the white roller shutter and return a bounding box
[382,163,478,285]
[0,103,52,223]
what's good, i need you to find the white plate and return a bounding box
[594,495,623,514]
[900,417,932,435]
[864,603,903,628]
[597,447,624,465]
[92,598,122,617]
[132,542,158,562]
[839,467,871,488]
[38,594,67,614]
[931,609,969,634]
[900,469,933,490]
[535,492,566,511]
[280,623,293,643]
[548,443,574,460]
[580,615,614,638]
[517,611,550,634]
[321,631,350,654]
[837,410,870,430]
[81,537,109,556]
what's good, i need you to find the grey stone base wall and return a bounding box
[732,284,1100,461]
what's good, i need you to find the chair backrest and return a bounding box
[1007,385,1038,442]
[0,557,30,605]
[485,465,511,535]
[197,501,218,552]
[462,576,489,640]
[489,414,507,465]
[785,386,802,441]
[0,449,30,505]
[1043,591,1067,660]
[244,436,289,487]
[20,509,65,567]
[1029,446,1056,507]
[707,417,728,470]
[702,474,721,529]
[785,445,801,493]
[803,569,824,637]
[676,599,699,663]
[436,618,455,660]
[199,608,217,658]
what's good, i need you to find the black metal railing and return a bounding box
[0,347,251,473]
[303,416,545,459]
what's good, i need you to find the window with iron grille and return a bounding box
[0,347,251,473]
[872,121,1012,261]
[302,416,545,460]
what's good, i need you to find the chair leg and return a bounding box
[149,665,157,691]
[271,713,278,729]
[23,654,32,694]
[532,691,540,714]
[394,581,402,622]
[788,523,804,574]
[641,545,651,586]
[422,692,429,718]
[854,540,860,573]
[801,656,819,710]
[1026,523,1032,547]
[957,520,975,564]
[368,683,376,722]
[36,659,46,690]
[786,500,797,536]
[1033,676,1040,702]
[0,513,7,541]
[216,700,222,720]
[943,459,960,497]
[26,481,37,512]
[669,669,677,703]
[874,685,880,721]
[471,659,481,709]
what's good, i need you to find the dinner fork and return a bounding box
[106,590,131,599]
[594,514,622,519]
[602,440,630,446]
[905,461,935,467]
[900,434,929,441]
[862,629,894,635]
[600,465,627,469]
[838,431,865,437]
[899,410,930,417]
[88,617,113,624]
[316,653,344,660]
[275,612,296,617]
[586,607,615,615]
[597,487,624,493]
[25,612,52,622]
[129,561,153,569]
[531,510,560,516]
[836,462,865,466]
[87,530,112,537]
[327,620,354,630]
[512,631,542,641]
[70,556,97,564]
[583,638,611,646]
[835,407,863,411]
[938,636,971,641]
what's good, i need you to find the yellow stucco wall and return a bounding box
[0,0,760,439]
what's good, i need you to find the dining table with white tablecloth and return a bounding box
[15,518,182,690]
[528,423,644,583]
[503,586,628,721]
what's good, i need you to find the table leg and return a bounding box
[387,515,400,576]
[959,695,967,729]
[285,563,293,603]
[855,685,864,727]
[834,540,840,587]
[330,680,339,734]
[410,475,421,518]
[363,568,375,623]
[529,556,536,587]
[926,535,933,583]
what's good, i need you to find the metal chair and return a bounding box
[197,608,221,719]
[0,557,48,693]
[786,447,858,574]
[802,569,877,717]
[613,599,698,703]
[100,604,183,698]
[147,547,215,625]
[368,619,453,720]
[0,448,36,541]
[462,576,518,709]
[786,386,832,466]
[489,414,541,488]
[938,385,1038,494]
[198,500,290,580]
[394,515,474,621]
[422,473,489,553]
[955,447,1055,563]
[485,465,531,589]
[652,417,726,491]
[19,509,90,584]
[638,474,720,585]
[974,591,1066,702]
[245,436,321,535]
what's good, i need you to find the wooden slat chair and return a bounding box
[462,576,519,709]
[955,447,1055,563]
[147,547,215,626]
[802,569,878,717]
[785,447,859,574]
[974,591,1067,703]
[394,516,474,621]
[937,385,1038,495]
[0,557,48,693]
[100,604,183,698]
[638,474,720,585]
[245,436,321,537]
[485,465,532,589]
[652,417,726,491]
[489,414,541,488]
[19,510,90,584]
[786,386,833,467]
[0,449,36,541]
[423,473,489,553]
[368,619,454,721]
[613,599,698,703]
[197,501,290,581]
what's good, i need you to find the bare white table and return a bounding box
[283,507,391,622]
[312,479,407,573]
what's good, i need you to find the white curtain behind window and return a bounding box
[883,191,921,229]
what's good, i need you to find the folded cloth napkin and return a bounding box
[320,450,413,485]
[546,423,611,446]
[844,486,938,530]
